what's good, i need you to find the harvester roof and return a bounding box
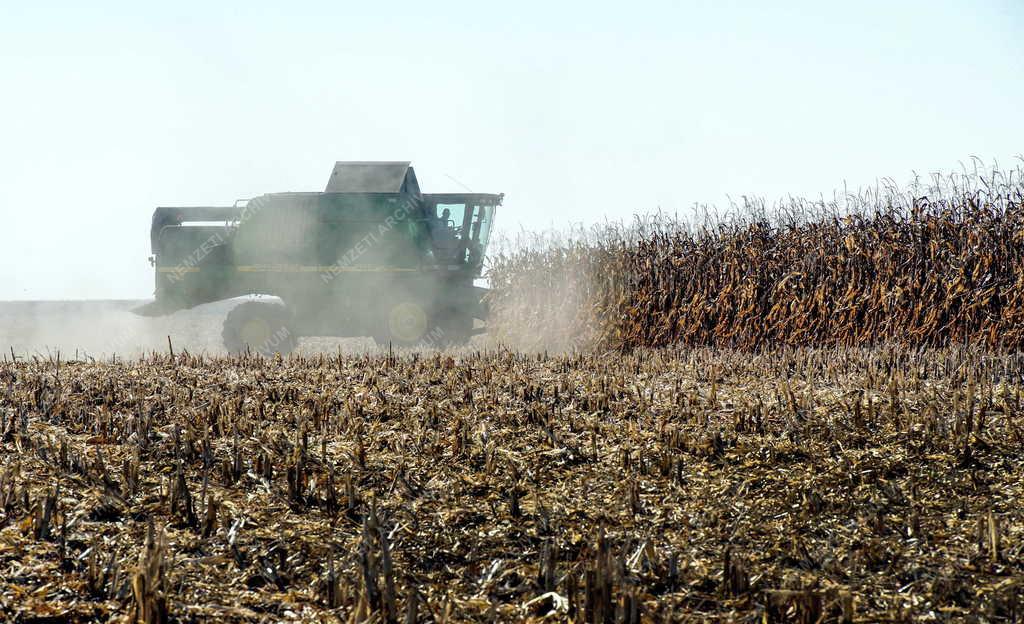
[324,161,421,197]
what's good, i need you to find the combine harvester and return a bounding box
[134,162,501,354]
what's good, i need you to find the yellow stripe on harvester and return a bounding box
[158,267,200,273]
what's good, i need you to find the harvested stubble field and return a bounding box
[1,346,1023,622]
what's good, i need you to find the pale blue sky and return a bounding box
[1,0,1021,299]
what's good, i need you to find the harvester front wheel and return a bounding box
[222,301,298,356]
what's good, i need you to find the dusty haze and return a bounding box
[0,299,532,359]
[0,300,388,360]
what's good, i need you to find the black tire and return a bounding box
[222,301,298,356]
[435,309,473,347]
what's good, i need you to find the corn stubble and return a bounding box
[1,345,1023,622]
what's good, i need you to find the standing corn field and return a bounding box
[488,166,1024,352]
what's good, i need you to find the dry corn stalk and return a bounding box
[488,165,1024,352]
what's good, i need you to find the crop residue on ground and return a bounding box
[1,346,1022,621]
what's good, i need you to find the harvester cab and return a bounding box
[424,194,498,268]
[134,162,501,353]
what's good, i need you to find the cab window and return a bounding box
[435,203,466,233]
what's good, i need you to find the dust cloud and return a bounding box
[0,299,456,361]
[482,263,598,354]
[0,300,224,360]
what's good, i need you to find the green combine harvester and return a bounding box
[134,162,501,354]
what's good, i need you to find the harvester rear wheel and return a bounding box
[222,301,298,356]
[372,302,473,349]
[373,301,431,348]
